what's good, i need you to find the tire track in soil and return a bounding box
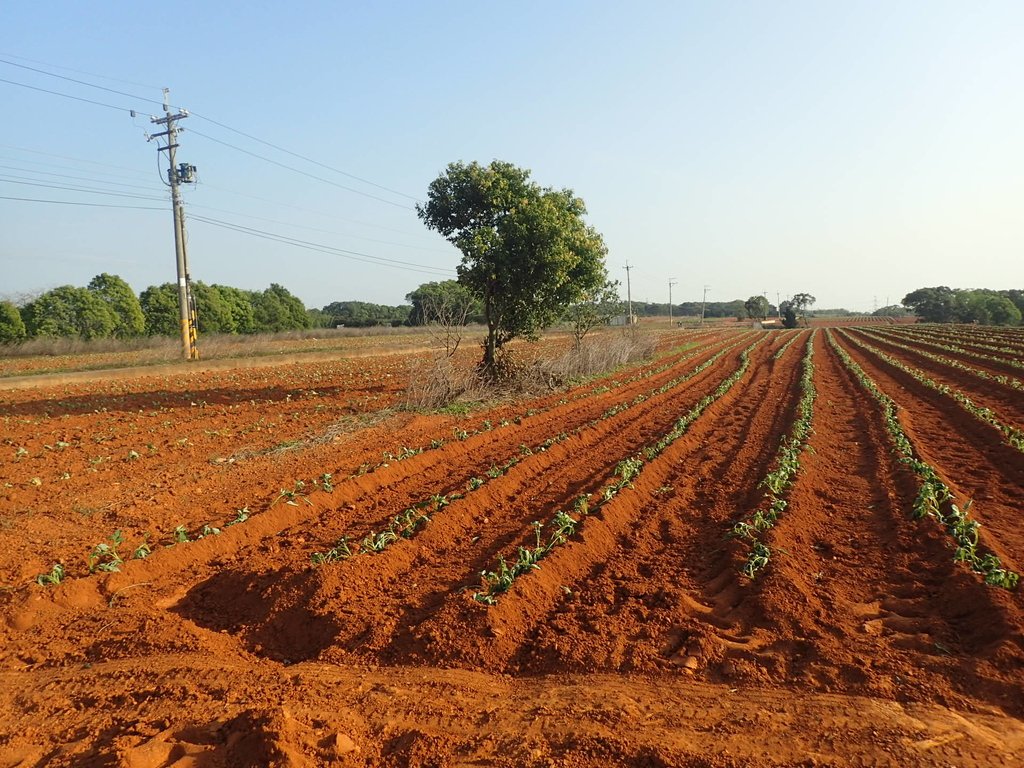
[380,333,801,672]
[726,332,1024,717]
[848,328,1024,427]
[218,336,771,665]
[833,331,1024,568]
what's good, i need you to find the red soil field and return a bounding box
[1,326,1022,766]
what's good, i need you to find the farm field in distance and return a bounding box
[0,324,1022,766]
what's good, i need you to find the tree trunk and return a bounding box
[481,284,497,380]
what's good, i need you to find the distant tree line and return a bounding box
[902,287,1024,325]
[0,274,314,343]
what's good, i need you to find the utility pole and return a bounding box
[148,88,199,360]
[668,278,677,326]
[624,262,634,325]
[700,285,710,325]
[776,291,782,319]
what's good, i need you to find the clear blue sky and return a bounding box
[2,1,1022,312]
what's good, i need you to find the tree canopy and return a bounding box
[320,300,410,328]
[405,280,482,326]
[744,295,770,320]
[903,287,1022,325]
[21,285,117,339]
[417,160,608,375]
[87,273,145,338]
[0,300,27,343]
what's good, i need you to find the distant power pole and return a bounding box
[700,285,710,325]
[668,278,677,326]
[148,88,199,360]
[624,262,634,324]
[776,291,782,319]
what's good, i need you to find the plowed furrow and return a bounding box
[312,341,762,661]
[832,334,1024,563]
[239,335,748,568]
[85,337,736,586]
[895,330,1024,371]
[382,335,800,671]
[169,338,766,664]
[856,329,1024,421]
[733,332,1024,715]
[492,332,809,674]
[869,327,1024,388]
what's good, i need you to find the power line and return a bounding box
[0,164,164,193]
[1,56,419,204]
[187,128,415,210]
[1,145,442,244]
[188,213,455,277]
[0,51,160,89]
[185,202,455,254]
[0,76,142,113]
[197,182,439,240]
[0,176,167,202]
[0,195,163,210]
[189,112,419,201]
[0,143,153,178]
[0,141,433,238]
[0,58,162,108]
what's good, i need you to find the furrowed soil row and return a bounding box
[736,331,1024,715]
[868,326,1024,384]
[904,326,1024,354]
[215,333,751,570]
[4,335,760,664]
[830,333,1024,574]
[3,332,734,582]
[11,334,740,587]
[387,333,800,672]
[894,328,1024,369]
[172,336,769,666]
[849,328,1024,427]
[839,331,1024,453]
[865,327,1024,395]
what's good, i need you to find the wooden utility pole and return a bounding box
[149,88,199,360]
[624,262,634,325]
[668,278,677,326]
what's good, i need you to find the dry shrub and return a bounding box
[404,331,658,410]
[403,355,484,410]
[531,332,657,387]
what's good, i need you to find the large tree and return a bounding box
[0,300,27,343]
[744,295,770,320]
[23,285,116,339]
[253,283,310,332]
[213,284,258,334]
[417,160,608,376]
[87,273,145,338]
[902,287,958,323]
[139,283,180,336]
